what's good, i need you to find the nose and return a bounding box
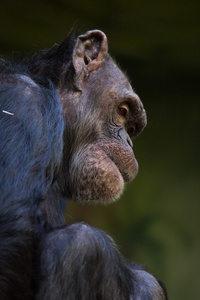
[119,129,133,148]
[131,94,147,137]
[127,135,133,147]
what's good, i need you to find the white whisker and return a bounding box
[2,110,14,116]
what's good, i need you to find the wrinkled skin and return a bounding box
[57,30,147,203]
[0,29,167,300]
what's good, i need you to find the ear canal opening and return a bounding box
[84,55,90,65]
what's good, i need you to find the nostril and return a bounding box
[127,126,136,138]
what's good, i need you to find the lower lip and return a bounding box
[121,156,138,183]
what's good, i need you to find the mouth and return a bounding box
[113,154,138,183]
[100,142,139,183]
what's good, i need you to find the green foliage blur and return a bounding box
[0,0,199,299]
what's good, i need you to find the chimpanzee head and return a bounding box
[58,30,147,203]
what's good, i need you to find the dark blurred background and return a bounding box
[0,0,199,299]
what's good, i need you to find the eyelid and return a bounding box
[118,103,129,117]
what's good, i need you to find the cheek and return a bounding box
[69,146,124,203]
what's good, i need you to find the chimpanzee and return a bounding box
[0,30,167,299]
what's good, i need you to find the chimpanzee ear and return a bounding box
[72,30,108,90]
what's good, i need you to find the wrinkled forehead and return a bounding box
[87,55,136,109]
[96,56,135,103]
[104,56,133,92]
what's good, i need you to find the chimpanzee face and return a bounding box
[59,30,146,203]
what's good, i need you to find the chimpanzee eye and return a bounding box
[118,105,129,118]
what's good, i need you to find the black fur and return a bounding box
[0,32,167,299]
[0,60,64,298]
